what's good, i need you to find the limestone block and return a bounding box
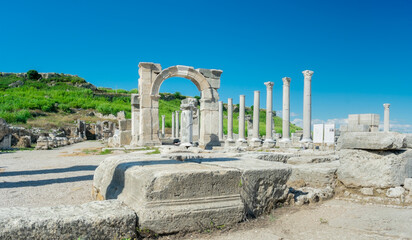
[119,131,132,145]
[287,162,339,188]
[405,134,412,148]
[359,113,380,126]
[287,155,337,165]
[0,118,11,140]
[197,68,222,89]
[0,135,11,150]
[119,119,132,131]
[347,124,370,132]
[360,187,374,196]
[93,156,244,234]
[337,132,406,150]
[131,94,139,106]
[16,136,31,148]
[386,187,405,198]
[249,152,294,163]
[201,158,291,217]
[0,200,136,240]
[337,149,412,188]
[404,178,412,191]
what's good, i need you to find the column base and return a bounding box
[249,138,262,148]
[279,138,291,143]
[225,139,236,148]
[300,138,312,143]
[262,139,276,148]
[236,139,248,147]
[180,142,193,148]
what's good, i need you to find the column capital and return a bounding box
[383,103,390,109]
[264,81,274,89]
[282,77,291,85]
[302,70,314,78]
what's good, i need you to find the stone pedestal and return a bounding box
[301,70,314,143]
[280,77,291,143]
[263,82,275,148]
[180,99,197,147]
[383,103,390,132]
[237,95,248,147]
[218,101,224,141]
[250,91,261,147]
[225,98,235,147]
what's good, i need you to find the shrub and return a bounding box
[27,70,41,80]
[59,104,72,113]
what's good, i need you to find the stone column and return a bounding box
[225,98,235,146]
[383,103,390,132]
[171,112,175,138]
[263,82,275,147]
[161,115,165,138]
[301,70,314,143]
[130,94,140,146]
[175,111,180,138]
[237,95,247,146]
[180,98,197,147]
[250,91,261,147]
[280,77,291,142]
[218,101,224,141]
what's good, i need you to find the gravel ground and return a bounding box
[0,141,118,208]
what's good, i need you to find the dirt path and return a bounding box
[0,141,116,207]
[178,200,412,240]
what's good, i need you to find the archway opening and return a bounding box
[158,77,201,135]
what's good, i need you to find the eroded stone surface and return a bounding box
[337,149,412,188]
[337,132,406,150]
[0,200,136,240]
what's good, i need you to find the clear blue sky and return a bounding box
[1,0,411,132]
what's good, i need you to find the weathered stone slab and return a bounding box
[337,132,406,150]
[337,149,412,188]
[93,156,244,234]
[200,158,292,217]
[287,155,337,165]
[0,200,136,240]
[286,161,339,188]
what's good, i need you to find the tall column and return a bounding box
[225,98,234,146]
[161,115,165,138]
[237,95,247,145]
[263,82,275,147]
[180,98,197,147]
[218,101,224,140]
[251,91,261,146]
[383,103,390,132]
[175,111,180,138]
[171,112,175,138]
[301,70,314,143]
[281,77,291,142]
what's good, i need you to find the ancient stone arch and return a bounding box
[132,62,222,149]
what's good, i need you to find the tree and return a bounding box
[27,70,41,80]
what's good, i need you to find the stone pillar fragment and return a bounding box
[218,101,224,141]
[383,103,390,132]
[171,112,175,138]
[161,115,165,138]
[301,70,314,143]
[237,95,247,146]
[281,77,291,142]
[175,111,180,138]
[250,91,261,147]
[225,98,235,147]
[263,82,275,148]
[180,98,197,147]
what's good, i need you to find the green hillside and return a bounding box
[0,72,301,135]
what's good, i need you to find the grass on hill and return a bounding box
[0,74,301,134]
